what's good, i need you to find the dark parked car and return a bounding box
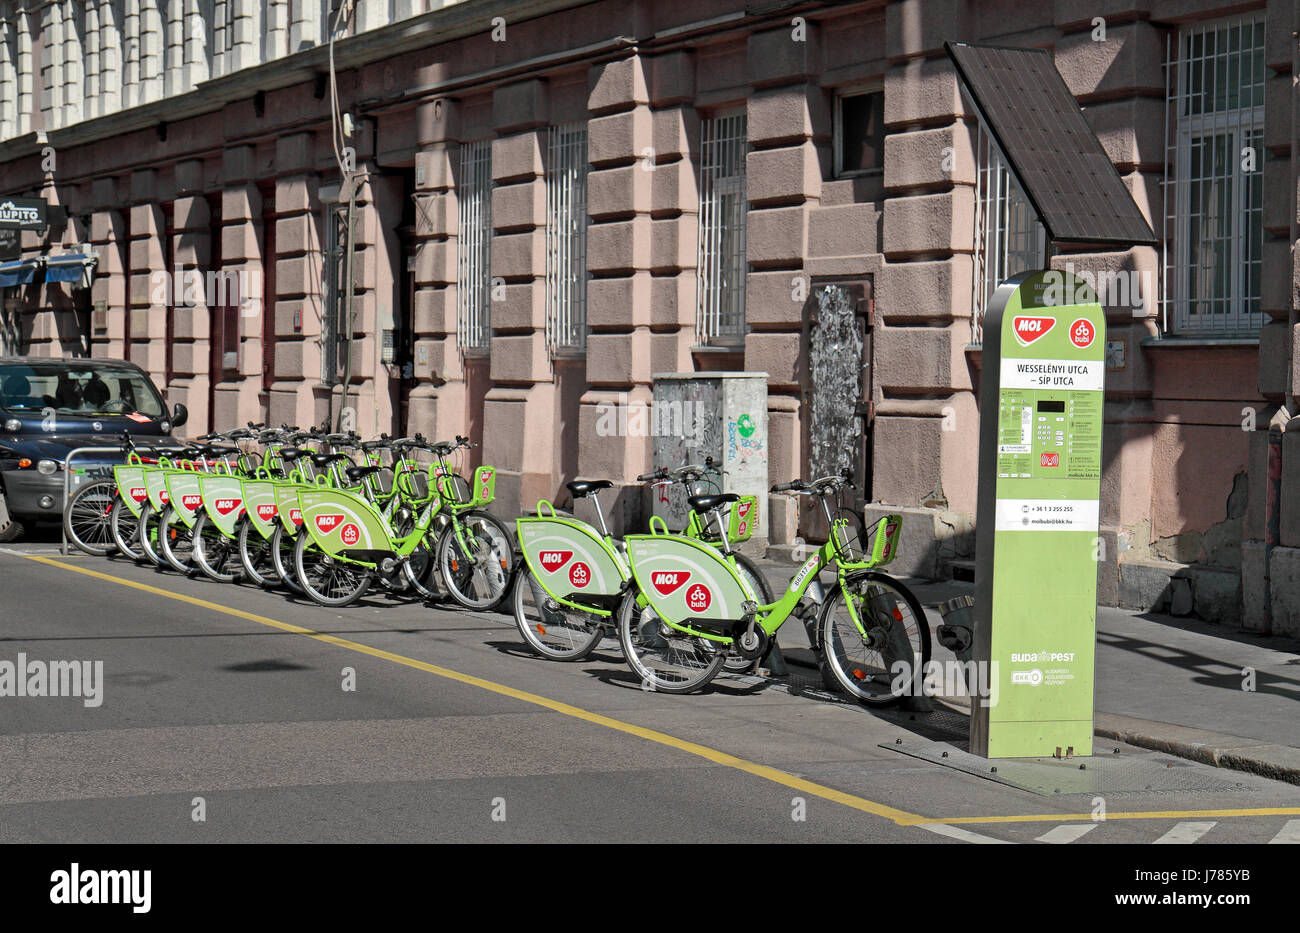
[0,357,187,541]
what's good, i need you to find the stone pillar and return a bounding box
[127,169,168,384]
[89,180,127,359]
[139,0,164,103]
[264,0,287,60]
[39,0,64,130]
[288,0,315,52]
[122,0,141,109]
[84,0,101,121]
[182,0,207,87]
[578,55,655,532]
[164,0,184,97]
[229,0,260,71]
[0,5,16,138]
[61,0,83,125]
[97,0,123,117]
[170,162,213,429]
[484,78,554,516]
[411,98,466,445]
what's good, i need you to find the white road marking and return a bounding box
[1036,823,1098,844]
[1268,820,1300,844]
[920,823,1013,844]
[1153,821,1215,844]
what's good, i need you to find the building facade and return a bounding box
[1,0,1297,632]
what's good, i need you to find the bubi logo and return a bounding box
[568,561,591,588]
[651,571,690,596]
[256,504,278,521]
[129,486,147,504]
[686,583,712,612]
[1041,453,1060,467]
[315,513,345,534]
[181,494,203,510]
[289,508,303,526]
[1011,315,1055,347]
[538,550,572,574]
[1069,317,1095,349]
[214,498,242,516]
[338,523,361,547]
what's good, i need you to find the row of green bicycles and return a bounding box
[63,424,931,705]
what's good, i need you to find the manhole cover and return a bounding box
[884,741,1245,797]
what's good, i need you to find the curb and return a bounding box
[1093,713,1300,787]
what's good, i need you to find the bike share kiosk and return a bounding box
[970,272,1105,758]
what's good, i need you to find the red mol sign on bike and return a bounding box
[686,583,712,612]
[289,508,302,526]
[568,561,591,588]
[256,504,277,521]
[215,498,242,516]
[651,571,689,596]
[338,523,360,547]
[538,550,572,573]
[181,494,202,509]
[129,487,147,503]
[736,500,753,537]
[314,513,345,534]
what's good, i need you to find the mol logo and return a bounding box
[538,550,572,573]
[735,500,753,537]
[651,570,690,596]
[159,490,169,503]
[568,561,591,588]
[129,486,147,503]
[256,504,277,521]
[288,508,302,526]
[338,523,361,547]
[214,498,242,516]
[1011,315,1055,347]
[479,468,493,499]
[181,494,203,509]
[314,513,345,534]
[686,583,712,612]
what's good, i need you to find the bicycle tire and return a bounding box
[293,530,372,608]
[136,501,164,566]
[435,511,516,611]
[722,552,775,674]
[616,590,727,694]
[818,571,931,706]
[192,513,239,583]
[512,570,606,661]
[158,506,196,573]
[237,517,279,588]
[62,480,118,556]
[110,497,146,562]
[270,524,305,595]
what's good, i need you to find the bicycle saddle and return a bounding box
[309,452,348,469]
[277,447,305,461]
[345,464,384,482]
[687,493,739,513]
[566,479,613,498]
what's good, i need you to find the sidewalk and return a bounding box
[751,556,1300,785]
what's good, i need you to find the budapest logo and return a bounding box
[1011,315,1055,347]
[214,498,241,516]
[538,550,572,573]
[568,561,591,588]
[129,486,147,503]
[651,571,690,596]
[338,523,361,547]
[314,513,345,534]
[686,583,712,612]
[256,503,277,521]
[1069,317,1095,349]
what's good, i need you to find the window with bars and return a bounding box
[457,138,493,352]
[545,122,588,353]
[971,126,1045,343]
[696,111,748,345]
[1163,15,1265,336]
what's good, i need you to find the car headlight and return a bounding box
[3,419,19,432]
[37,459,58,475]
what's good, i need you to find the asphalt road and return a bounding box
[1,537,1298,844]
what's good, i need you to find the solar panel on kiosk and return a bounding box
[946,41,1157,247]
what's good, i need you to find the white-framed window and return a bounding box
[834,86,885,177]
[971,125,1046,343]
[457,138,493,352]
[696,110,748,346]
[545,121,588,353]
[1162,14,1265,336]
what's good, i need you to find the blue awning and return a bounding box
[0,259,38,288]
[44,253,96,285]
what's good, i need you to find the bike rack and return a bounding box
[61,446,129,556]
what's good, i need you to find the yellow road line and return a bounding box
[21,553,1300,828]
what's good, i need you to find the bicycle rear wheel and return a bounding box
[270,525,305,595]
[63,480,118,556]
[819,571,931,706]
[137,501,164,566]
[616,591,726,694]
[293,531,372,608]
[512,571,606,661]
[110,497,146,562]
[158,507,196,573]
[192,513,239,583]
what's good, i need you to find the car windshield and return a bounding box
[0,363,166,419]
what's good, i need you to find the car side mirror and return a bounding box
[170,402,188,428]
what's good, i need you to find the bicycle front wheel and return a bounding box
[616,591,726,694]
[293,531,372,608]
[158,507,196,573]
[110,497,145,562]
[237,518,279,588]
[436,511,516,611]
[192,513,239,583]
[137,501,163,566]
[513,570,605,661]
[63,480,118,556]
[270,524,305,595]
[819,571,931,706]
